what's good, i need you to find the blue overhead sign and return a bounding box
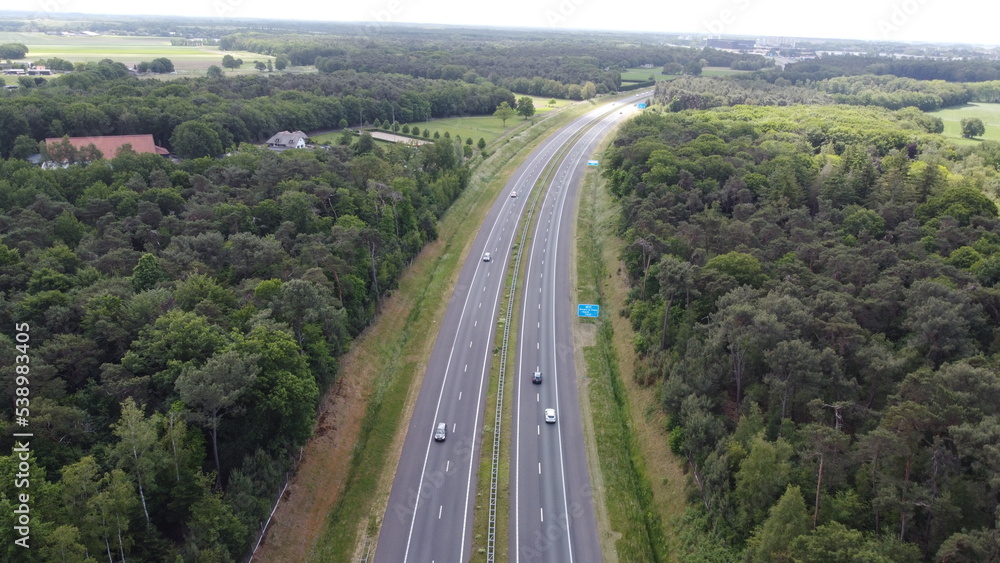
[587,160,599,166]
[577,304,600,318]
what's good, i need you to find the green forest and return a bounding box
[0,59,517,159]
[5,14,1000,562]
[604,101,1000,560]
[0,121,470,559]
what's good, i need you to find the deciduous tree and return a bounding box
[494,101,515,126]
[516,96,535,119]
[961,117,985,138]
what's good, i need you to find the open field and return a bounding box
[701,66,749,77]
[621,66,747,82]
[0,32,270,71]
[399,116,516,146]
[929,102,1000,145]
[621,67,672,82]
[525,95,573,113]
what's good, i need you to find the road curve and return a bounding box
[375,92,650,563]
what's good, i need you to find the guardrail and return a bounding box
[485,104,623,561]
[487,198,529,562]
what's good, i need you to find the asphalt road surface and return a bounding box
[510,103,642,563]
[375,92,651,563]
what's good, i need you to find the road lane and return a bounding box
[376,92,650,563]
[512,102,645,563]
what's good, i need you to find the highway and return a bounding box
[510,104,641,563]
[375,91,649,563]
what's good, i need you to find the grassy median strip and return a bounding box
[307,99,609,562]
[576,163,671,562]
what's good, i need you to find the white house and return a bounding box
[265,130,308,150]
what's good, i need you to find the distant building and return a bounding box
[42,134,169,167]
[265,130,308,150]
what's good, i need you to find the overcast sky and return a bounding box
[24,0,996,46]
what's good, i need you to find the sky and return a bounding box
[22,0,998,46]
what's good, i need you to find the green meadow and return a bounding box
[929,102,1000,145]
[621,65,747,83]
[0,32,269,72]
[394,116,519,146]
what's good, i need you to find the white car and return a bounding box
[544,408,556,423]
[483,252,491,262]
[510,191,517,198]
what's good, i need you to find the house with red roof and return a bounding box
[42,134,170,167]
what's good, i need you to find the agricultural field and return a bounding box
[928,102,1000,145]
[0,32,270,72]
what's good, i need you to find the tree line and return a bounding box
[754,54,1000,84]
[0,131,472,560]
[603,103,1000,561]
[655,74,990,115]
[219,31,772,98]
[0,60,516,159]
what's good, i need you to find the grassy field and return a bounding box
[621,66,746,82]
[399,116,517,146]
[928,102,1000,145]
[0,32,270,72]
[526,95,574,113]
[309,116,523,148]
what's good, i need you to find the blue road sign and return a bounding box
[578,304,600,318]
[637,103,647,109]
[587,160,599,166]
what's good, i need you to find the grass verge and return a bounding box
[575,151,681,562]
